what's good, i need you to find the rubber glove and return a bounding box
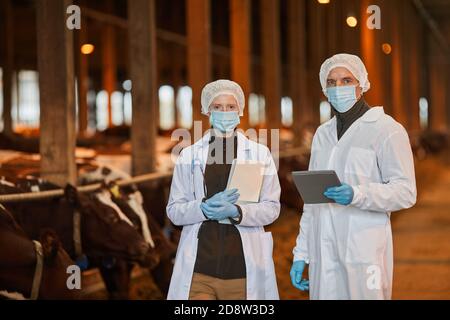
[205,189,239,206]
[324,183,354,205]
[200,201,239,221]
[290,260,309,291]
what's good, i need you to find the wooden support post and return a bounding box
[375,0,393,116]
[326,0,339,55]
[399,0,413,130]
[260,0,281,130]
[77,15,89,134]
[306,0,325,126]
[128,0,158,175]
[1,0,14,135]
[445,23,450,130]
[230,0,251,130]
[406,2,421,132]
[171,43,182,128]
[360,0,385,108]
[102,0,117,128]
[390,0,408,128]
[187,0,211,136]
[342,0,361,56]
[429,37,448,132]
[36,0,76,187]
[287,0,310,147]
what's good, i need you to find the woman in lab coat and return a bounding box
[166,80,281,300]
[290,54,417,300]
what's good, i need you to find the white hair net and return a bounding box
[201,80,245,116]
[319,53,371,97]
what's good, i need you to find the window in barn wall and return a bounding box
[419,97,429,129]
[11,71,40,129]
[111,91,124,126]
[124,91,132,125]
[320,101,332,124]
[259,95,266,125]
[249,93,258,126]
[87,90,97,134]
[123,80,132,126]
[159,85,175,130]
[249,93,266,127]
[0,68,3,131]
[176,86,193,129]
[281,97,293,127]
[12,72,18,128]
[96,90,108,131]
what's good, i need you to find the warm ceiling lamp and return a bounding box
[346,16,358,28]
[81,44,95,55]
[382,43,392,55]
[317,0,330,4]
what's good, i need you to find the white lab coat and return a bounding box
[167,131,281,300]
[293,107,416,300]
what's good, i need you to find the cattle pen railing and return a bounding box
[0,147,309,203]
[0,171,173,203]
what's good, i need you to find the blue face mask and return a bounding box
[326,85,358,113]
[209,111,240,133]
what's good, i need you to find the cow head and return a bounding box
[64,185,159,269]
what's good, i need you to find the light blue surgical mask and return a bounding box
[326,85,358,113]
[209,111,240,133]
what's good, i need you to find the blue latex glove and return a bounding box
[200,201,239,221]
[324,183,354,205]
[290,260,309,291]
[205,189,240,206]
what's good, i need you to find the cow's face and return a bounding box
[64,185,159,268]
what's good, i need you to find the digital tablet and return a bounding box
[292,170,342,204]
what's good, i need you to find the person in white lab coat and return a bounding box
[290,54,417,300]
[167,79,281,300]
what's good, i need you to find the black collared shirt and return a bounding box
[193,134,246,280]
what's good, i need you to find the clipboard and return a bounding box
[292,170,341,204]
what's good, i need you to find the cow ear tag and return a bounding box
[76,254,89,271]
[110,185,120,198]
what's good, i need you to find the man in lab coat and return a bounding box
[167,80,281,300]
[290,54,417,299]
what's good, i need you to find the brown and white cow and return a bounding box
[0,178,160,299]
[78,163,177,297]
[0,204,78,299]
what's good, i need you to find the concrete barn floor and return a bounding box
[83,154,450,300]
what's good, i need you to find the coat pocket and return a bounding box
[345,213,388,264]
[344,147,376,178]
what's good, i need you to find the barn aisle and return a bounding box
[391,159,450,299]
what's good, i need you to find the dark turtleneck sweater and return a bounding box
[334,98,370,140]
[193,133,246,280]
